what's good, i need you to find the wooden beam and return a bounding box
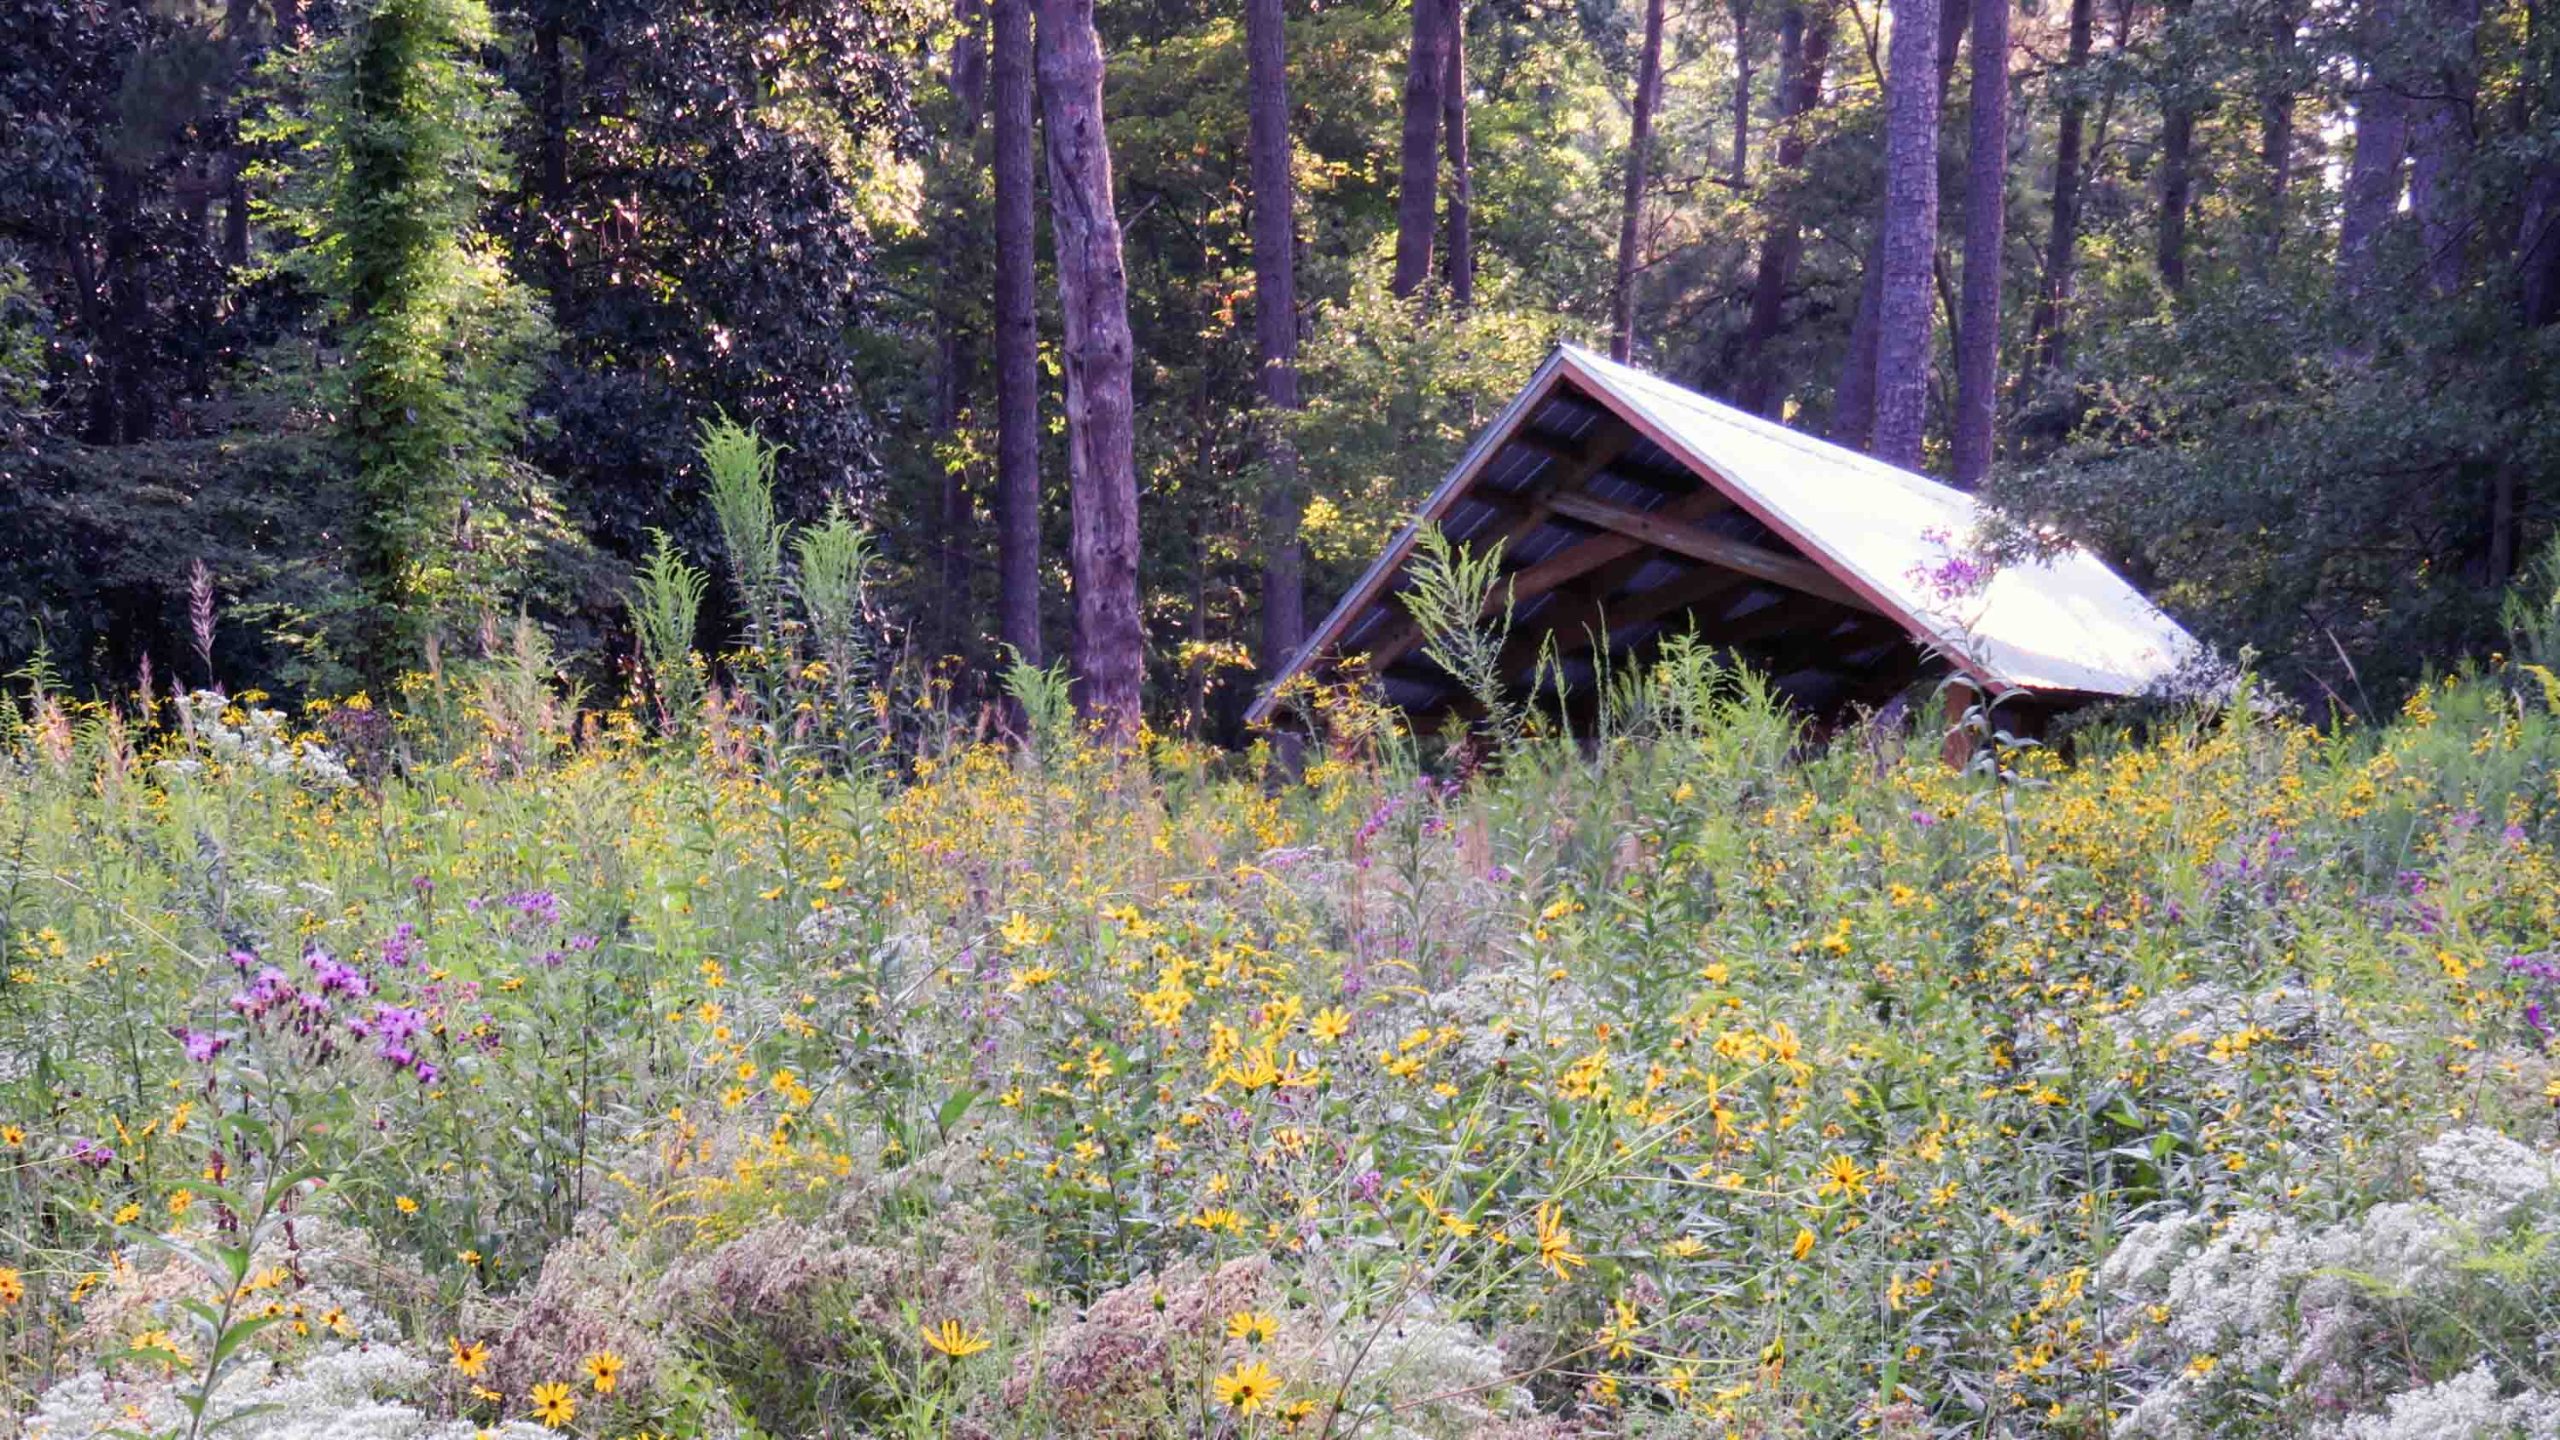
[1366,417,1644,674]
[1494,489,1742,682]
[1543,492,1879,613]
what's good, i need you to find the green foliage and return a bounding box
[631,531,709,732]
[247,0,555,680]
[1403,524,1521,745]
[701,415,788,650]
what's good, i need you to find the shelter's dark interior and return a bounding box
[1324,378,1934,726]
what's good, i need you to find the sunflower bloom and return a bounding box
[921,1318,992,1358]
[1214,1359,1281,1414]
[582,1350,624,1394]
[1534,1203,1588,1280]
[529,1381,577,1429]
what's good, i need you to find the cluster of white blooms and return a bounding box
[2416,1126,2560,1224]
[1432,959,1594,1069]
[19,1345,552,1440]
[158,690,352,788]
[2329,1363,2560,1440]
[1316,1296,1530,1440]
[2102,1126,2560,1440]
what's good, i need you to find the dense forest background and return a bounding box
[4,0,2558,730]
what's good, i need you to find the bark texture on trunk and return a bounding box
[933,0,990,655]
[993,0,1043,666]
[1038,0,1146,732]
[2337,0,2413,296]
[1443,0,1475,306]
[2526,162,2560,326]
[1610,0,1669,361]
[2407,0,2479,295]
[1731,0,1753,186]
[2155,0,2193,292]
[1871,0,1945,468]
[1738,4,1830,415]
[2026,0,2092,376]
[1246,0,1305,679]
[2259,0,2295,258]
[1951,0,2008,485]
[1393,0,1451,297]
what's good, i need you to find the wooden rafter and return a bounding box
[1364,415,1643,674]
[1543,491,1879,614]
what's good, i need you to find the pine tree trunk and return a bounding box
[1730,0,1753,186]
[2407,0,2478,295]
[1871,0,1944,468]
[1393,0,1450,297]
[1443,0,1475,306]
[2259,0,2295,263]
[2026,0,2092,376]
[1039,0,1148,732]
[1951,0,2007,485]
[2337,0,2413,296]
[993,0,1043,667]
[1739,4,1829,415]
[1246,0,1305,680]
[1610,0,1668,361]
[2155,0,2193,292]
[934,0,990,657]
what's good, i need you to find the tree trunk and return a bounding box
[1610,0,1669,361]
[934,0,990,656]
[2337,0,2413,296]
[2026,0,2092,376]
[1393,0,1451,297]
[2155,0,2193,292]
[1246,0,1305,679]
[1838,0,1960,448]
[1731,0,1753,186]
[2522,163,2560,325]
[1739,3,1830,415]
[1951,0,2007,485]
[1871,0,1944,468]
[1442,0,1475,306]
[1036,0,1146,734]
[221,0,258,270]
[992,0,1043,667]
[2257,0,2296,264]
[2407,0,2478,295]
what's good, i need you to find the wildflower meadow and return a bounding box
[6,476,2560,1440]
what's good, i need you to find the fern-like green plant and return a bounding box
[701,416,786,649]
[794,508,880,759]
[1402,525,1521,748]
[631,530,709,734]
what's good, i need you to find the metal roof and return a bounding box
[1246,345,2203,726]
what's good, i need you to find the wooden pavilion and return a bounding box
[1246,346,2200,733]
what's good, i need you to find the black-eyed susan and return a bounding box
[582,1349,624,1394]
[449,1336,492,1379]
[1213,1359,1281,1414]
[529,1381,577,1428]
[1224,1310,1279,1344]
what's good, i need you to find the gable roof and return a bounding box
[1246,345,2202,725]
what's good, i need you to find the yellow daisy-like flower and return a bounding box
[1224,1310,1279,1344]
[920,1318,991,1358]
[0,1265,23,1306]
[529,1381,577,1429]
[1214,1359,1281,1414]
[394,1195,420,1216]
[449,1337,492,1379]
[582,1350,624,1394]
[1533,1203,1587,1280]
[1309,1008,1351,1044]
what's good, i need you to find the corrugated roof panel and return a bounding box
[1557,347,2200,697]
